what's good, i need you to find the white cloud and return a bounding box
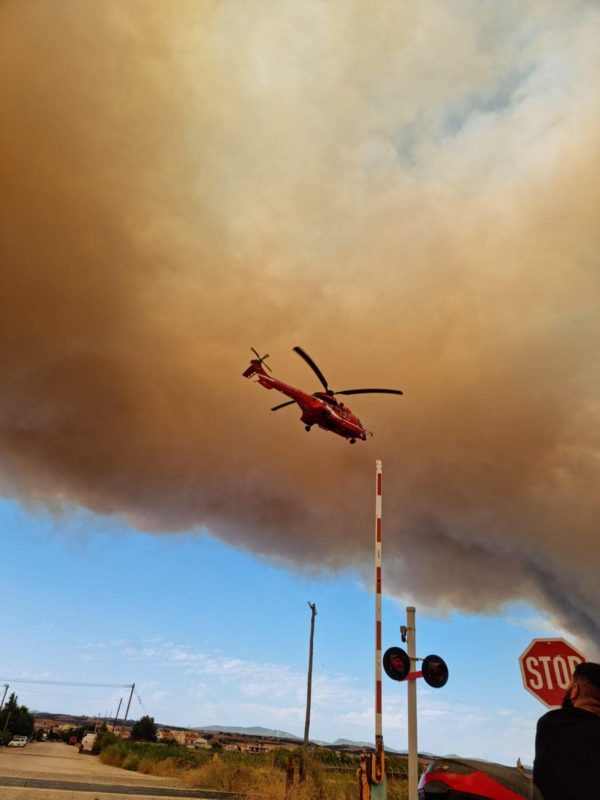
[149,691,170,703]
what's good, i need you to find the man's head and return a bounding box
[562,662,600,711]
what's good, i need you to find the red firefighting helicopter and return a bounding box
[243,347,403,443]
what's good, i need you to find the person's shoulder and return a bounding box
[538,708,566,723]
[536,708,573,731]
[537,707,600,730]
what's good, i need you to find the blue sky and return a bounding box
[0,499,574,765]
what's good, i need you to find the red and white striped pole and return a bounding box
[373,459,385,785]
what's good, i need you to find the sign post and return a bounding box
[519,638,587,708]
[406,607,418,800]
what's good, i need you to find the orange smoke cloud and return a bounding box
[1,1,600,642]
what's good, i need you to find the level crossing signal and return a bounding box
[383,647,411,681]
[383,646,449,688]
[422,654,449,688]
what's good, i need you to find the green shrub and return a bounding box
[92,729,118,754]
[124,755,140,771]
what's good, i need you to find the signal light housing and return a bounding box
[383,647,410,681]
[422,654,449,689]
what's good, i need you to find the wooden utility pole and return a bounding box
[300,602,317,782]
[119,684,135,739]
[0,685,8,716]
[112,697,123,732]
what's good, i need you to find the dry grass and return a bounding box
[100,744,409,800]
[181,757,407,800]
[136,756,195,778]
[99,752,124,768]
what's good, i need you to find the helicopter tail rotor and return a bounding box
[243,348,273,378]
[250,347,272,372]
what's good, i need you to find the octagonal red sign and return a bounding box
[519,638,587,709]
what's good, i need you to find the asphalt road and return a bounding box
[0,742,235,800]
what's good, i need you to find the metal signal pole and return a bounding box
[406,607,418,800]
[300,602,317,782]
[120,684,135,739]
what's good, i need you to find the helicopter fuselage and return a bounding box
[243,359,369,442]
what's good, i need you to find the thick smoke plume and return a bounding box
[1,1,600,643]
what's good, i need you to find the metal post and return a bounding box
[406,607,418,800]
[0,685,8,716]
[372,460,385,790]
[120,684,135,739]
[285,755,295,800]
[113,697,123,732]
[358,754,371,800]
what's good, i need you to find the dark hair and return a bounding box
[574,662,600,699]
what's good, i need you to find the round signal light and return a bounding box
[383,647,410,681]
[422,654,449,689]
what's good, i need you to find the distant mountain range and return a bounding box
[330,739,434,756]
[196,725,301,740]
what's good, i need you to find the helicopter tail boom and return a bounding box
[242,360,263,379]
[243,348,271,379]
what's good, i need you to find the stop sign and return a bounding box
[519,638,587,709]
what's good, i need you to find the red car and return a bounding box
[419,757,542,800]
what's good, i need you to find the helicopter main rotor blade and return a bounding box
[270,400,297,411]
[293,346,329,393]
[335,388,403,396]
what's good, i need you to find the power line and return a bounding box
[0,678,132,689]
[17,688,117,701]
[135,690,147,714]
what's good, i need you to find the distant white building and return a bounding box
[238,743,272,754]
[193,739,210,749]
[173,730,209,748]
